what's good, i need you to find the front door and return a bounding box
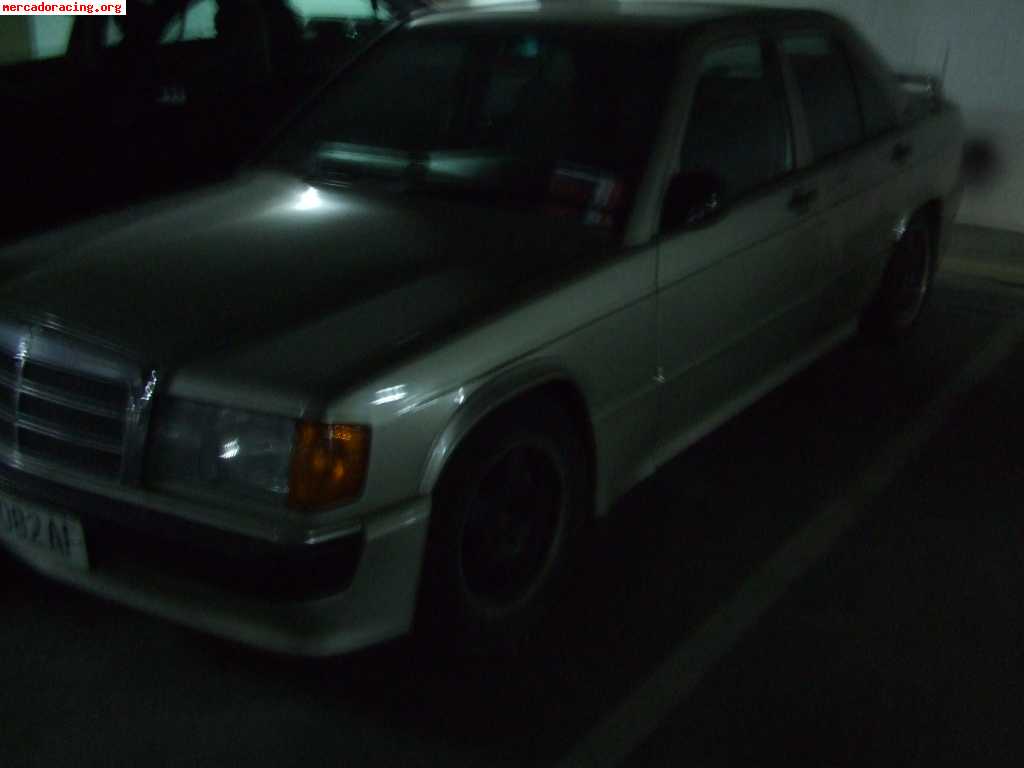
[656,34,830,458]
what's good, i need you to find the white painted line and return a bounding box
[943,257,1024,285]
[559,313,1024,768]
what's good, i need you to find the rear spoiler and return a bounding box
[897,73,944,112]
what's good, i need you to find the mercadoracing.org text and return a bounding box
[2,2,124,13]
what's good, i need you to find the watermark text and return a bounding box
[2,2,124,13]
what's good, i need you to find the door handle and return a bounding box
[892,142,913,165]
[789,187,818,213]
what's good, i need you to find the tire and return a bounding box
[415,399,588,655]
[861,212,935,339]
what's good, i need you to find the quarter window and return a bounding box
[160,0,220,45]
[286,0,391,22]
[849,52,899,137]
[782,33,864,159]
[679,38,794,203]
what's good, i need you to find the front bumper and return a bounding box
[0,467,431,656]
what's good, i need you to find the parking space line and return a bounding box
[943,257,1024,286]
[559,313,1024,768]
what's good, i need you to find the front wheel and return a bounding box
[861,213,935,339]
[415,400,588,655]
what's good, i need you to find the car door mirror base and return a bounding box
[662,171,727,232]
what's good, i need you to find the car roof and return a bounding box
[410,1,838,31]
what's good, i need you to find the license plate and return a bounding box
[0,493,89,570]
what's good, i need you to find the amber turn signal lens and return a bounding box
[288,422,370,510]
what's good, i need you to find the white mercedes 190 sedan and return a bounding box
[0,1,964,655]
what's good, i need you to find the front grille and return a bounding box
[0,323,137,480]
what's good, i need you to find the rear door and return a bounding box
[655,31,830,457]
[775,25,909,333]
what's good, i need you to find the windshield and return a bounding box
[269,24,677,229]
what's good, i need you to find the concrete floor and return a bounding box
[3,226,1024,767]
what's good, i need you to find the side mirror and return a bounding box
[662,171,725,231]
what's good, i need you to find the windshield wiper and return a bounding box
[308,142,418,185]
[308,143,542,193]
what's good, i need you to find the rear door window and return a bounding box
[0,17,74,65]
[781,33,864,160]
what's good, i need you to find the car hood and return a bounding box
[0,171,607,396]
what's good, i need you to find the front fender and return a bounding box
[417,358,584,496]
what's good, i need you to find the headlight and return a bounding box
[146,398,370,510]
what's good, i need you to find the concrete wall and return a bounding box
[702,0,1024,232]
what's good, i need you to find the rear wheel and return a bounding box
[862,213,935,338]
[416,400,587,655]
